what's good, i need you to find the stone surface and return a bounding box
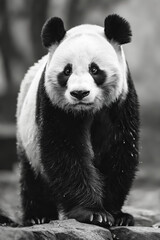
[0,219,112,240]
[1,171,160,240]
[1,220,160,240]
[111,227,160,240]
[123,206,160,227]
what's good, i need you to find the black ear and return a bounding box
[41,17,66,48]
[104,14,132,45]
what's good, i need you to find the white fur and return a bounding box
[17,55,48,172]
[17,55,48,118]
[65,73,100,104]
[45,24,128,112]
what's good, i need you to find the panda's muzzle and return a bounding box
[70,90,90,100]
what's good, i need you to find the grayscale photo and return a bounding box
[0,0,160,239]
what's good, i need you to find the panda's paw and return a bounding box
[24,217,50,226]
[67,207,114,228]
[88,210,114,227]
[113,211,134,226]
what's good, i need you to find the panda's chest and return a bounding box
[91,111,113,165]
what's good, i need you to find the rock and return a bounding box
[111,226,160,240]
[123,206,160,226]
[0,171,22,225]
[153,222,160,228]
[1,219,160,240]
[0,219,112,240]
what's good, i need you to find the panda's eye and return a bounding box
[91,67,98,74]
[90,64,99,75]
[63,64,72,76]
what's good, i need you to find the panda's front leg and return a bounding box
[38,100,114,227]
[102,155,138,227]
[45,161,114,227]
[19,150,58,225]
[40,141,114,228]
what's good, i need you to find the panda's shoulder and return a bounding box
[22,55,48,90]
[16,55,48,118]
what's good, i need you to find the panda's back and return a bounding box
[16,55,48,119]
[16,55,47,171]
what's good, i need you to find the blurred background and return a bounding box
[0,0,160,212]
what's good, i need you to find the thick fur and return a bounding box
[41,17,66,47]
[16,15,139,227]
[104,14,132,44]
[18,67,139,226]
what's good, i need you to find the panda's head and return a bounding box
[41,15,132,113]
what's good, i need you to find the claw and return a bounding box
[41,218,45,224]
[37,218,41,224]
[109,221,112,226]
[90,214,93,222]
[120,219,123,226]
[97,215,103,223]
[31,219,36,225]
[104,215,107,222]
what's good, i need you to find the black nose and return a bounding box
[70,90,90,100]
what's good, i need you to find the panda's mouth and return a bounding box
[71,102,94,110]
[74,102,93,106]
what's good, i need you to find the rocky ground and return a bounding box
[0,171,160,240]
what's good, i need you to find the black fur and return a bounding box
[58,62,106,87]
[18,144,58,224]
[89,62,106,86]
[36,71,104,211]
[91,68,139,218]
[58,64,72,87]
[41,17,66,48]
[20,64,139,227]
[104,14,132,44]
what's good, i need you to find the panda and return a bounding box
[16,14,139,227]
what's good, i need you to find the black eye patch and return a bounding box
[89,62,106,86]
[58,63,72,87]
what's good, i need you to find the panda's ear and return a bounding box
[104,14,132,45]
[41,17,66,48]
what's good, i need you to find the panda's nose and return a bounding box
[70,90,90,100]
